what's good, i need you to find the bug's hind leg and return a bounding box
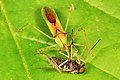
[39,53,61,73]
[73,28,93,63]
[72,45,86,64]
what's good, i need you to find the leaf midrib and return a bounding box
[0,1,32,80]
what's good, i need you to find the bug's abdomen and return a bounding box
[44,7,56,24]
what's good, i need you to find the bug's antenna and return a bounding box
[91,39,101,50]
[65,4,74,31]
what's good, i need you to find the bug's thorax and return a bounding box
[50,22,67,49]
[50,22,66,39]
[43,6,67,48]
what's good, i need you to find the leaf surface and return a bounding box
[0,0,120,80]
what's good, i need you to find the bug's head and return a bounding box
[78,63,86,73]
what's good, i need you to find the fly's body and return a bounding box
[50,57,85,73]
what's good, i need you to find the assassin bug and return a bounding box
[38,4,93,73]
[17,4,100,73]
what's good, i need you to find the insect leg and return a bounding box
[16,23,54,39]
[81,28,93,56]
[58,60,68,69]
[74,28,93,56]
[72,28,93,63]
[19,36,54,46]
[64,4,74,31]
[78,45,86,62]
[72,45,86,64]
[74,29,101,62]
[59,52,69,58]
[37,44,69,58]
[37,45,58,54]
[72,46,79,62]
[40,53,61,73]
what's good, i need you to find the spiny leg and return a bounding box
[54,32,70,58]
[91,39,101,50]
[36,44,69,59]
[70,29,74,59]
[73,29,101,63]
[81,28,93,56]
[78,45,86,62]
[72,45,86,64]
[37,46,68,72]
[85,39,101,62]
[16,23,55,47]
[37,45,58,54]
[40,53,61,73]
[65,29,74,59]
[67,29,80,59]
[74,28,93,56]
[71,28,93,63]
[58,60,68,69]
[16,23,54,39]
[20,36,54,46]
[59,52,69,58]
[65,4,74,31]
[68,29,89,63]
[72,46,79,62]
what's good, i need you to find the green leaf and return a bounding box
[84,0,120,20]
[0,0,120,80]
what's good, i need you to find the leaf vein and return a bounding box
[0,0,32,80]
